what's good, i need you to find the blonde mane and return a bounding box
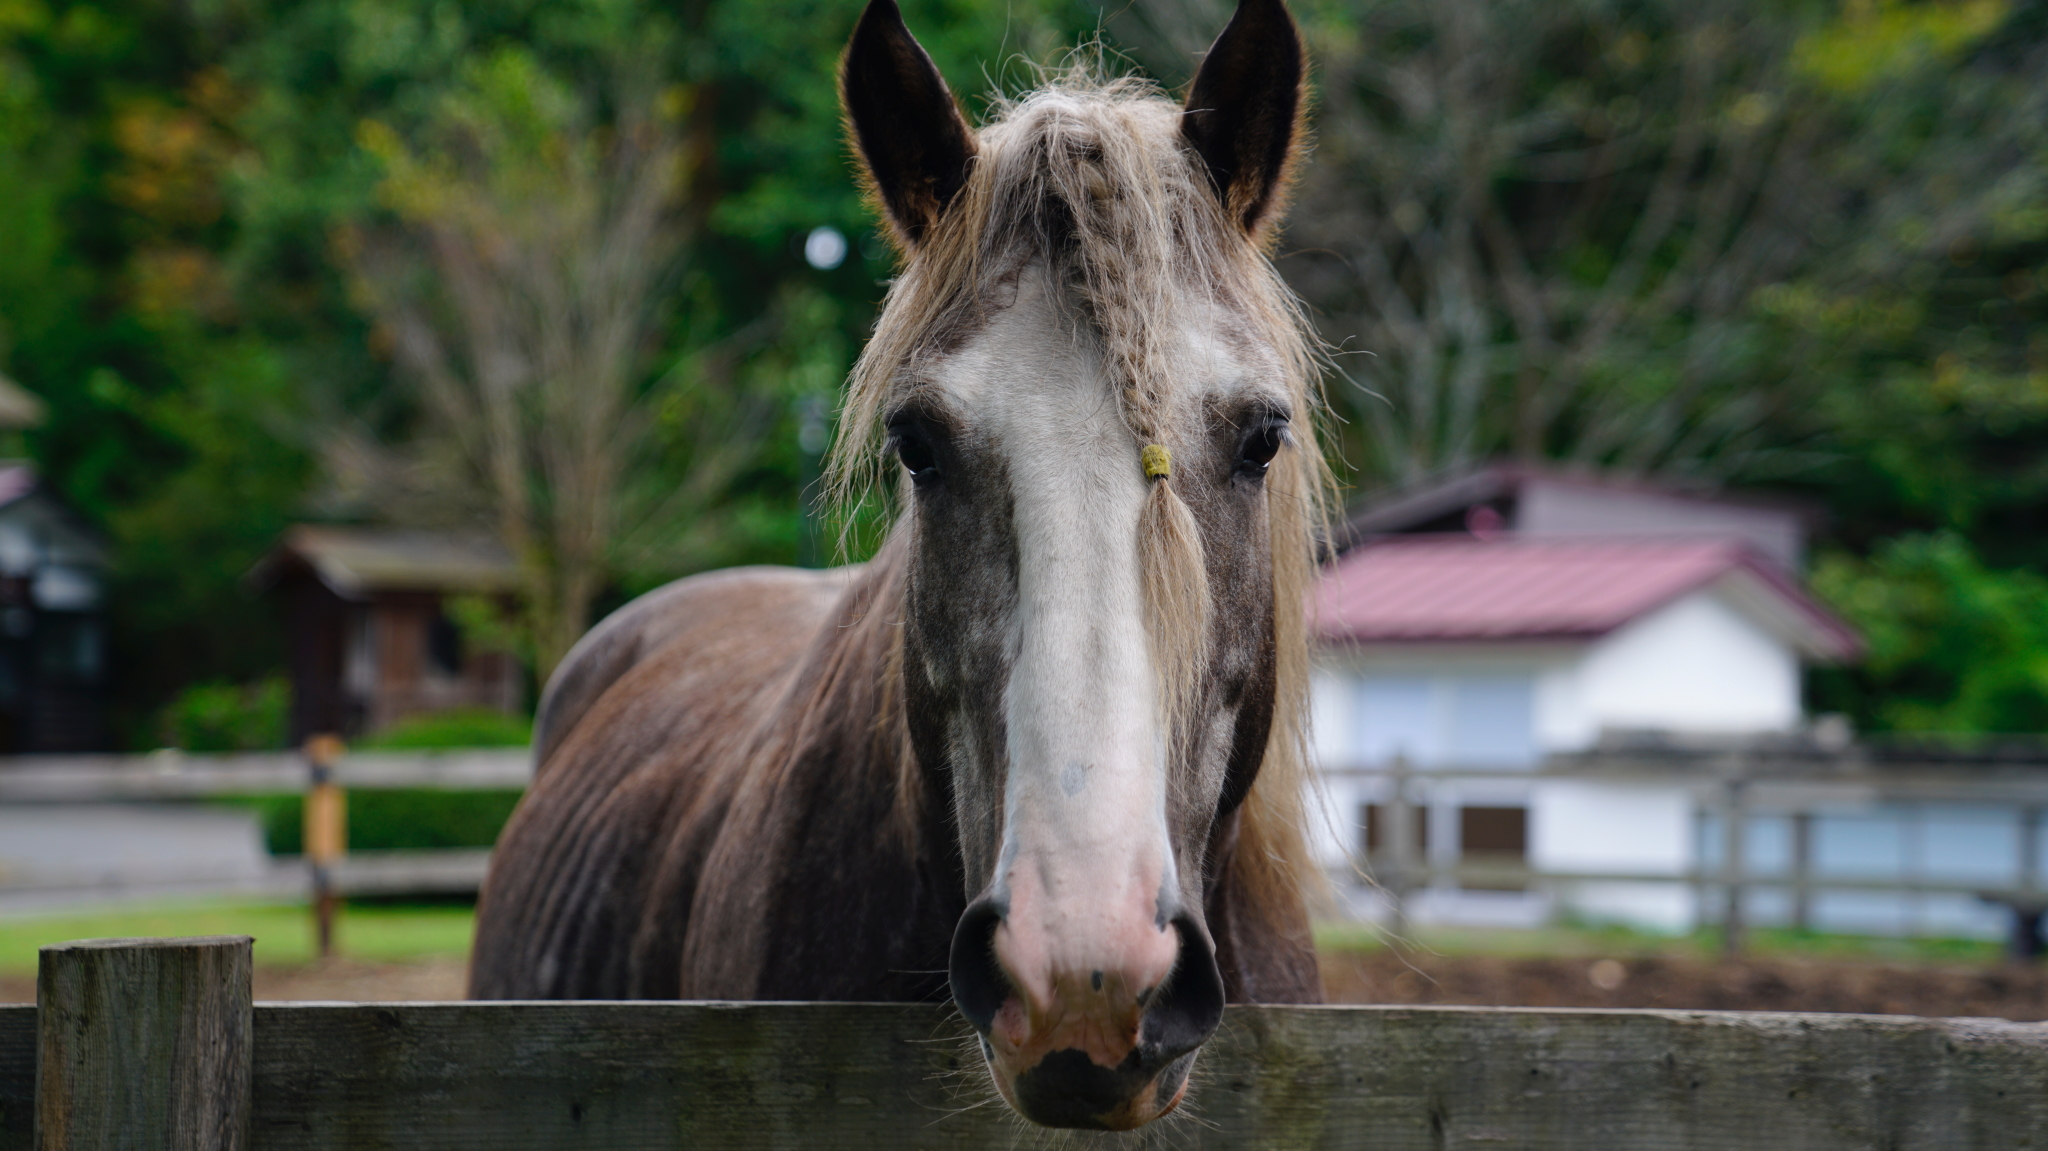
[826,67,1333,918]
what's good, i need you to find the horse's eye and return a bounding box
[1238,421,1287,478]
[893,430,941,486]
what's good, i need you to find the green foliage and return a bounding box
[0,0,1104,733]
[1813,533,2048,733]
[0,0,2044,739]
[1794,0,2010,94]
[356,709,533,750]
[154,675,289,752]
[239,788,526,855]
[225,707,532,852]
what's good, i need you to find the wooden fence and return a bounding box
[0,749,533,800]
[0,748,530,927]
[1334,749,2048,957]
[3,937,2047,1149]
[8,743,2048,953]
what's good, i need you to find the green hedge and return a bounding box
[226,789,526,856]
[354,709,533,750]
[213,707,534,854]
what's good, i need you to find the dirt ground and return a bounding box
[1318,950,2048,1021]
[6,952,2044,1019]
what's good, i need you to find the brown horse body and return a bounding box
[469,534,1318,1004]
[473,0,1327,1130]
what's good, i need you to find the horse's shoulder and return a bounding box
[532,564,862,770]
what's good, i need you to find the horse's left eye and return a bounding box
[1238,421,1288,478]
[891,428,942,487]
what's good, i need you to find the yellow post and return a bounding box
[304,733,347,959]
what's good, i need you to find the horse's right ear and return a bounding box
[841,0,978,250]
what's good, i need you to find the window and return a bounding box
[427,612,464,678]
[34,613,104,686]
[1348,673,1536,768]
[1459,805,1528,891]
[1446,677,1535,766]
[1355,678,1435,763]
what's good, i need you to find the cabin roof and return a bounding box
[1314,536,1861,661]
[1338,462,1813,570]
[0,462,110,572]
[250,525,518,599]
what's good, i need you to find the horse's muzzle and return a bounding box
[949,899,1226,1130]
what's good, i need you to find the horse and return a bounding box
[468,0,1329,1130]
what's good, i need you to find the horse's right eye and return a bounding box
[893,431,941,486]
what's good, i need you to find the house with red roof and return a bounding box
[1310,465,1863,931]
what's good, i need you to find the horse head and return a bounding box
[836,0,1320,1130]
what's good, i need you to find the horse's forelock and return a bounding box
[827,66,1332,914]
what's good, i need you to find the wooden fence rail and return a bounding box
[1337,756,2048,957]
[0,748,530,937]
[0,749,533,802]
[2,937,2046,1149]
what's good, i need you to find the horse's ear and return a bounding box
[1181,0,1305,240]
[841,0,978,250]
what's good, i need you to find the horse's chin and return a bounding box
[980,1037,1198,1131]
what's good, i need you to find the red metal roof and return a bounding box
[1314,536,1861,659]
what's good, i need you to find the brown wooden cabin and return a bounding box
[250,526,523,743]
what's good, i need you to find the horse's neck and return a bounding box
[765,524,946,864]
[764,526,932,855]
[712,530,960,999]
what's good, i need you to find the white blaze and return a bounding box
[936,268,1175,1006]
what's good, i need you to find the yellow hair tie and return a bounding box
[1140,443,1171,480]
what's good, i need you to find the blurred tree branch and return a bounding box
[336,46,702,679]
[1125,0,2036,490]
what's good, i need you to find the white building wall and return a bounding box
[1574,589,1802,737]
[1529,781,1698,932]
[1529,589,1801,929]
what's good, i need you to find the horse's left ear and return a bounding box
[1181,0,1305,240]
[841,0,979,250]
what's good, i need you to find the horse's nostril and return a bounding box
[1137,915,1225,1064]
[948,897,1011,1033]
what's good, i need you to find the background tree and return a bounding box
[0,0,2043,741]
[337,47,694,678]
[1278,0,2024,487]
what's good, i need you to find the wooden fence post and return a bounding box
[304,734,347,959]
[1384,754,1417,938]
[1788,810,1813,932]
[1720,777,1748,958]
[35,936,252,1151]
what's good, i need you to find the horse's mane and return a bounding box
[827,67,1333,921]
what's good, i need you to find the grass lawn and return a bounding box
[0,900,476,975]
[1314,919,2008,966]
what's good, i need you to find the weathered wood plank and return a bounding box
[246,1001,2048,1150]
[0,1006,30,1151]
[38,937,252,1151]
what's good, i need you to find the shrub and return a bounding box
[154,676,290,752]
[1812,532,2048,733]
[242,789,526,856]
[355,708,532,750]
[216,706,533,855]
